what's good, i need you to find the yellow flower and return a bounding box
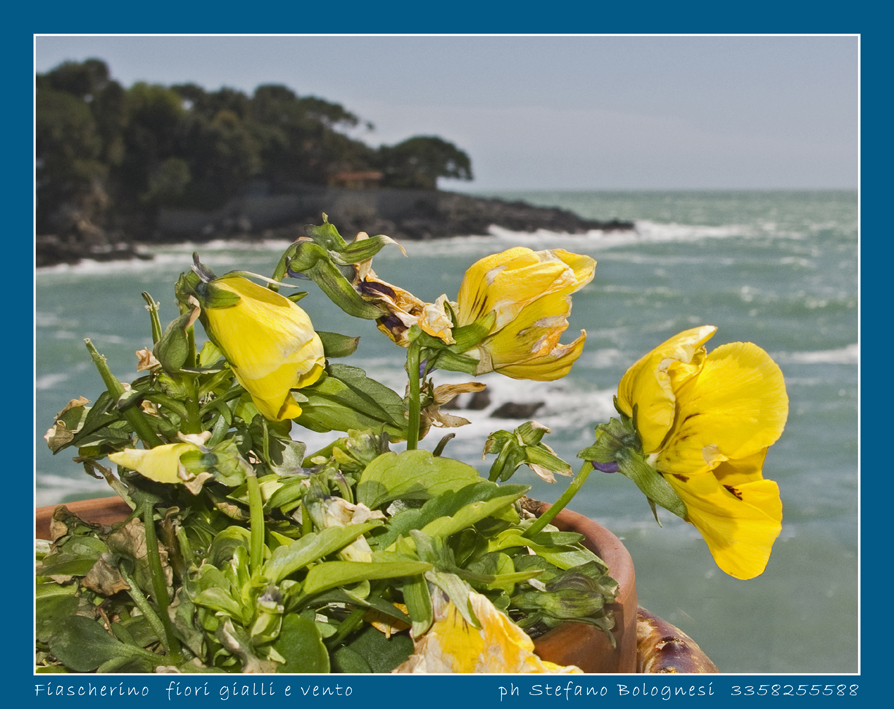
[202,276,325,421]
[109,442,201,484]
[392,590,582,673]
[454,247,596,380]
[618,326,788,579]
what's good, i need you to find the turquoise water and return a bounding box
[34,191,858,674]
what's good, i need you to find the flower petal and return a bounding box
[206,277,322,380]
[657,342,788,476]
[202,275,326,421]
[456,248,595,328]
[666,472,783,580]
[453,248,594,381]
[617,326,717,453]
[109,442,200,484]
[496,330,587,381]
[393,591,582,673]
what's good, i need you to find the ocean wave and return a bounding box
[35,473,111,508]
[36,239,296,277]
[155,238,295,253]
[36,218,813,275]
[775,343,859,365]
[36,372,71,391]
[36,250,195,277]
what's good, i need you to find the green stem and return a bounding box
[245,465,266,574]
[300,500,313,537]
[142,392,190,420]
[325,606,368,649]
[85,339,163,449]
[175,525,195,571]
[181,376,203,435]
[118,564,174,657]
[141,292,163,344]
[177,301,198,370]
[269,243,299,292]
[524,461,594,538]
[141,500,182,660]
[406,339,422,450]
[207,411,231,447]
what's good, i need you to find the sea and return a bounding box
[34,190,859,674]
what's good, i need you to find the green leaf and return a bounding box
[293,365,407,440]
[357,449,482,510]
[373,482,528,550]
[62,392,121,451]
[36,590,82,644]
[287,240,383,319]
[192,587,249,624]
[525,531,586,547]
[153,311,194,374]
[332,645,372,673]
[447,312,497,352]
[263,523,383,584]
[305,218,348,252]
[44,398,91,453]
[400,575,433,638]
[38,556,100,578]
[488,529,600,570]
[48,616,161,672]
[420,488,529,540]
[208,526,252,567]
[273,615,330,673]
[424,570,478,628]
[265,476,308,512]
[301,560,432,597]
[334,233,404,266]
[616,447,687,519]
[202,281,242,309]
[317,331,360,358]
[339,625,413,673]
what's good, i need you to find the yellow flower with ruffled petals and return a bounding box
[455,247,596,380]
[392,590,581,674]
[202,276,325,421]
[618,326,788,580]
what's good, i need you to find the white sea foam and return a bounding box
[776,343,859,365]
[36,372,71,390]
[36,250,193,277]
[36,238,298,277]
[35,474,110,508]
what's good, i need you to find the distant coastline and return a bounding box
[36,186,635,268]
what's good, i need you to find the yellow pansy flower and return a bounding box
[617,326,788,579]
[109,442,201,484]
[202,276,326,421]
[392,590,582,673]
[454,247,596,380]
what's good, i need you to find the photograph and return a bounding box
[32,31,860,696]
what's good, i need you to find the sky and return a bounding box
[34,35,859,191]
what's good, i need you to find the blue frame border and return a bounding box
[17,3,877,706]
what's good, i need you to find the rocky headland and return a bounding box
[35,186,634,268]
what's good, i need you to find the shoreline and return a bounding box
[36,188,635,269]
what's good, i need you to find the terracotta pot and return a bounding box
[36,496,132,541]
[36,496,637,673]
[532,502,638,674]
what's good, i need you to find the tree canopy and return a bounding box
[36,59,474,237]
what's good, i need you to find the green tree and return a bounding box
[36,59,476,244]
[35,86,107,233]
[175,108,261,208]
[248,84,374,187]
[377,136,473,190]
